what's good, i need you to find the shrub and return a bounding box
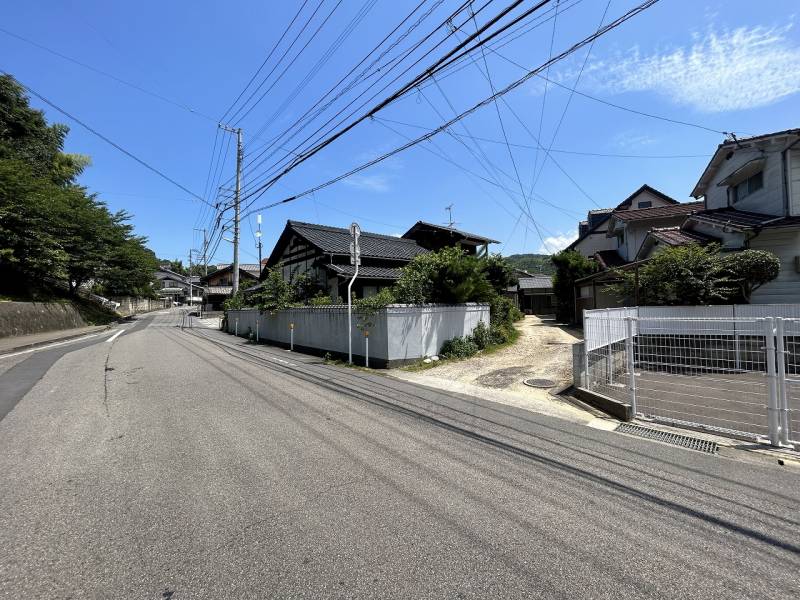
[720,249,780,303]
[490,295,522,328]
[471,320,491,350]
[309,291,334,306]
[440,335,479,359]
[394,246,493,304]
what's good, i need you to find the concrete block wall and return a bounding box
[0,302,87,338]
[226,304,490,367]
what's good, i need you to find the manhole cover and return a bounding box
[523,378,556,388]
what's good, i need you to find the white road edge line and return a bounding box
[105,329,125,343]
[0,329,118,359]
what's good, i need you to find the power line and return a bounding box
[218,0,312,123]
[0,27,217,122]
[239,0,661,215]
[4,72,211,207]
[241,0,553,201]
[231,0,344,125]
[375,117,711,157]
[234,0,481,194]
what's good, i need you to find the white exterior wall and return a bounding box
[749,229,800,304]
[225,304,490,365]
[790,148,800,216]
[705,145,785,215]
[572,231,616,259]
[625,189,677,210]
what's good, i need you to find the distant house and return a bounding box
[201,263,261,310]
[506,270,555,315]
[154,267,203,305]
[569,186,702,315]
[259,220,498,300]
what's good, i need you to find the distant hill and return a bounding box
[503,253,555,275]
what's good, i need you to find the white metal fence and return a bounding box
[583,306,800,447]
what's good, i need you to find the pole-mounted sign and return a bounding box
[347,222,361,364]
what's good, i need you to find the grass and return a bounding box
[401,323,521,372]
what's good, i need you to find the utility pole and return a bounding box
[256,214,263,268]
[193,227,208,276]
[220,124,243,294]
[188,249,193,308]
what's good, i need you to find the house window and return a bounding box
[637,200,652,208]
[732,171,763,203]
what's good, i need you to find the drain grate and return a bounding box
[615,423,719,454]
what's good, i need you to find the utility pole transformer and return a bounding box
[220,125,243,294]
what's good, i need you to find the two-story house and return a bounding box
[568,186,702,316]
[258,220,498,301]
[154,267,203,305]
[201,264,261,310]
[678,128,800,303]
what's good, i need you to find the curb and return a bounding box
[0,324,114,357]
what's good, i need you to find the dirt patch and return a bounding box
[413,315,580,390]
[475,366,531,388]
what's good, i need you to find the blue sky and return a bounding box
[2,0,798,263]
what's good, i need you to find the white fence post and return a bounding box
[255,319,259,343]
[235,318,238,337]
[365,330,369,368]
[583,310,590,388]
[290,322,294,351]
[605,309,614,384]
[625,317,637,416]
[764,318,781,446]
[775,318,790,446]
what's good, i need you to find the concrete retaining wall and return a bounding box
[0,301,88,338]
[226,304,490,367]
[111,296,168,317]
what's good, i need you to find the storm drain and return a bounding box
[615,423,719,455]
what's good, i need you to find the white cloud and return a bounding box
[555,23,800,113]
[342,173,391,193]
[611,130,657,150]
[537,231,576,254]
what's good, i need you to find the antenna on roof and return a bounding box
[444,204,459,229]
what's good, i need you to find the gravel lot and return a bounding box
[390,316,592,422]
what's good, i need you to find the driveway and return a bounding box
[390,315,594,423]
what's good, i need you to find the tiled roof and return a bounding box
[688,208,800,231]
[240,264,262,276]
[290,221,428,260]
[649,227,717,246]
[402,221,499,244]
[594,250,627,269]
[325,264,402,279]
[206,286,233,295]
[518,275,552,289]
[612,201,704,222]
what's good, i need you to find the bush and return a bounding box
[309,291,335,306]
[490,295,523,328]
[471,320,491,350]
[440,335,479,359]
[394,246,494,304]
[552,250,597,323]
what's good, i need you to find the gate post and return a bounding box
[775,318,790,446]
[605,309,614,384]
[625,317,637,416]
[763,318,781,446]
[583,310,590,388]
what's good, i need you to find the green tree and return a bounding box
[482,253,518,294]
[720,250,780,303]
[250,267,296,313]
[614,244,780,306]
[395,246,493,304]
[0,73,158,298]
[551,250,597,323]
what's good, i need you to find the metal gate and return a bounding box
[583,312,799,447]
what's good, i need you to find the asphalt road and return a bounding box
[0,308,798,598]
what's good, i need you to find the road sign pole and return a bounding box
[347,222,361,364]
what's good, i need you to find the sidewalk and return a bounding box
[0,325,111,355]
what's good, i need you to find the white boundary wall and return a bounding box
[225,303,489,367]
